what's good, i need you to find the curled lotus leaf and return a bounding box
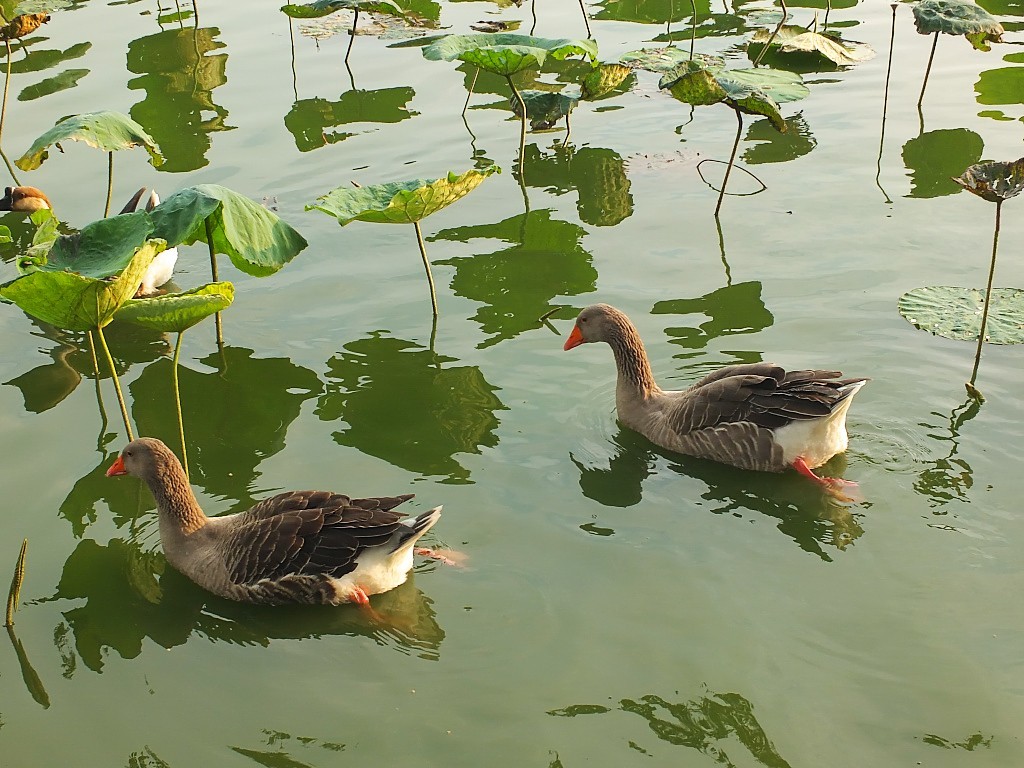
[115,282,235,333]
[280,0,403,19]
[659,60,728,106]
[148,184,308,278]
[511,90,580,130]
[0,239,163,331]
[307,167,500,225]
[751,26,874,66]
[952,158,1024,203]
[14,110,164,171]
[0,12,48,40]
[913,0,1003,50]
[899,286,1024,344]
[422,33,597,76]
[38,211,153,278]
[581,63,632,100]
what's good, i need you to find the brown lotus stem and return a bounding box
[689,0,697,60]
[917,31,939,108]
[507,75,527,178]
[578,0,592,38]
[104,151,113,217]
[345,7,359,63]
[968,199,1002,392]
[205,217,224,346]
[753,0,787,67]
[95,323,134,440]
[172,332,189,480]
[463,67,479,116]
[0,38,12,151]
[714,108,744,217]
[875,3,898,204]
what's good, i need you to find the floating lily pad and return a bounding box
[952,157,1024,203]
[899,286,1024,344]
[581,63,632,100]
[115,282,235,333]
[512,90,579,129]
[1,240,163,331]
[307,167,500,225]
[750,25,874,66]
[620,48,721,73]
[14,110,164,171]
[148,184,308,277]
[913,0,1003,51]
[423,33,597,76]
[281,0,403,18]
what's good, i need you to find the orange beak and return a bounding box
[106,455,127,477]
[563,324,585,351]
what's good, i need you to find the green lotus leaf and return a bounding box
[952,157,1024,203]
[115,282,235,333]
[41,211,154,278]
[722,68,809,104]
[581,63,632,100]
[0,224,10,243]
[1,239,163,331]
[660,60,729,106]
[307,166,500,225]
[13,0,72,12]
[751,26,874,66]
[422,33,597,76]
[726,87,786,132]
[621,48,722,74]
[148,184,308,277]
[14,110,164,171]
[511,90,580,129]
[899,286,1024,344]
[913,0,1003,50]
[280,0,402,19]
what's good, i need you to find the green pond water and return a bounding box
[1,0,1023,765]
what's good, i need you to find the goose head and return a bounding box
[106,437,180,480]
[563,303,631,350]
[0,186,53,213]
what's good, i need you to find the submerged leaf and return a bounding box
[621,48,722,74]
[149,185,308,277]
[913,0,1003,49]
[751,26,874,66]
[1,240,163,331]
[308,167,500,225]
[14,111,164,171]
[952,158,1024,202]
[116,282,235,333]
[899,286,1024,344]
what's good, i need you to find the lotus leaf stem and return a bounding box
[578,0,592,38]
[967,199,1002,395]
[689,0,697,60]
[86,330,109,440]
[714,108,744,217]
[95,324,134,441]
[667,0,673,45]
[875,3,898,204]
[0,39,11,150]
[205,217,225,346]
[563,111,571,147]
[5,538,27,628]
[917,31,939,108]
[506,75,527,177]
[413,221,438,318]
[530,0,538,35]
[288,18,298,102]
[0,146,20,186]
[172,332,190,480]
[463,67,479,116]
[753,0,787,67]
[102,151,114,217]
[345,7,359,63]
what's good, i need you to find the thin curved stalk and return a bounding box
[753,0,787,67]
[0,146,20,186]
[103,151,114,217]
[0,39,11,148]
[288,17,298,102]
[967,199,1002,395]
[530,0,537,35]
[172,332,189,479]
[578,0,592,38]
[875,3,898,204]
[5,539,27,628]
[562,111,571,147]
[666,0,673,45]
[95,324,134,441]
[345,7,359,63]
[205,217,224,346]
[917,31,938,108]
[86,330,109,443]
[689,0,697,60]
[173,0,185,28]
[413,221,438,318]
[506,75,527,178]
[714,108,744,217]
[463,67,479,116]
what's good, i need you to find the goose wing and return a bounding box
[222,492,414,585]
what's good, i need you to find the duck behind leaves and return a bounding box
[563,303,867,498]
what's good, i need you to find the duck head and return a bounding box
[0,186,53,213]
